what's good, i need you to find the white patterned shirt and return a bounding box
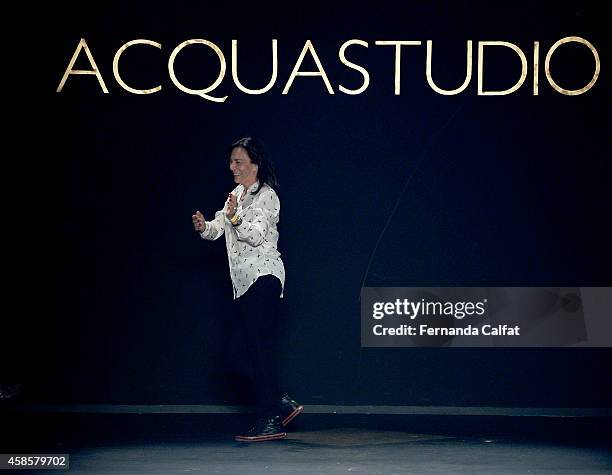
[200,181,285,299]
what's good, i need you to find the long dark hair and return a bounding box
[231,136,279,195]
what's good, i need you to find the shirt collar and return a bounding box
[243,180,260,194]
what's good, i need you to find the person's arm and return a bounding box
[200,209,226,240]
[232,189,279,247]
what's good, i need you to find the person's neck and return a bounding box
[242,178,258,190]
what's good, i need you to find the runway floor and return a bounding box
[4,413,611,474]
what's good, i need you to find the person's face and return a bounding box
[229,146,258,186]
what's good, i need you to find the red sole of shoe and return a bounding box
[235,432,287,442]
[282,405,304,427]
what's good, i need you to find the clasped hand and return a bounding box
[225,193,238,219]
[192,211,205,232]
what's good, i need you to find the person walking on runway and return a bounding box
[192,137,302,442]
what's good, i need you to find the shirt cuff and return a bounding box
[200,222,208,238]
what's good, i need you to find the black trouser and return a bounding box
[234,274,282,416]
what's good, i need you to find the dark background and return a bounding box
[17,1,611,407]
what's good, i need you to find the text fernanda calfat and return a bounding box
[373,324,521,336]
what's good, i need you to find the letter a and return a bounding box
[282,40,334,94]
[57,38,109,93]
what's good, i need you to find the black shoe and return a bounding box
[235,415,286,442]
[278,394,303,427]
[0,384,23,400]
